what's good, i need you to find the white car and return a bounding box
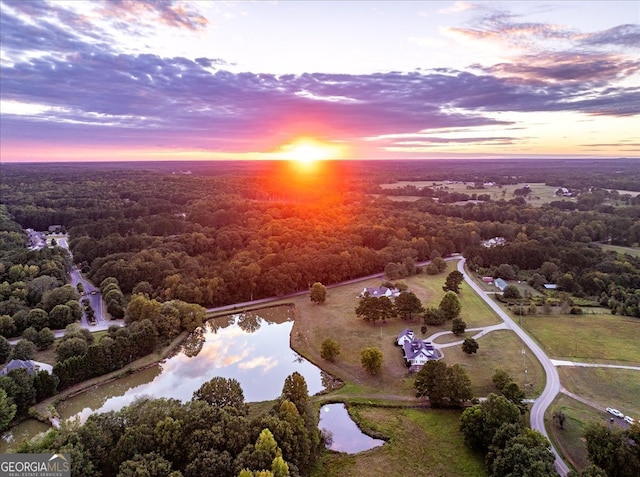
[606,407,624,418]
[624,415,635,425]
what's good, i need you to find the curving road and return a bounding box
[457,259,570,476]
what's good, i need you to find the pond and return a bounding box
[1,420,50,453]
[6,306,328,449]
[319,403,385,453]
[56,306,326,423]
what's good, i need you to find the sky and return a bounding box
[1,0,639,163]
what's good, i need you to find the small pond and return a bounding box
[54,306,326,423]
[319,403,385,453]
[1,420,50,453]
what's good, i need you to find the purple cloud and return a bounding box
[97,0,208,32]
[580,24,640,49]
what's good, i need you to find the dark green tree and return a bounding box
[394,291,424,320]
[56,337,88,361]
[360,347,383,375]
[193,377,247,414]
[320,338,340,362]
[423,306,446,325]
[355,295,394,324]
[309,282,327,304]
[443,270,464,294]
[439,291,461,320]
[36,327,55,350]
[0,388,17,431]
[12,339,36,360]
[0,336,11,363]
[452,317,467,335]
[460,393,522,451]
[503,285,522,299]
[462,338,479,355]
[491,431,556,477]
[583,422,640,477]
[117,452,181,477]
[415,360,472,407]
[492,368,513,392]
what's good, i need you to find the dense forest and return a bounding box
[1,160,639,317]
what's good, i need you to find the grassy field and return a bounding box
[379,181,564,207]
[546,394,604,473]
[596,243,640,257]
[519,314,640,364]
[312,406,488,477]
[558,367,640,417]
[442,330,545,398]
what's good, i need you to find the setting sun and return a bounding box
[280,138,346,164]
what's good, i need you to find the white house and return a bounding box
[360,286,400,298]
[396,328,415,346]
[396,329,439,372]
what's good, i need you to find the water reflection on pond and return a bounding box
[319,403,385,453]
[1,419,50,453]
[58,306,325,423]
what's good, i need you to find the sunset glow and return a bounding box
[280,138,347,164]
[0,1,638,162]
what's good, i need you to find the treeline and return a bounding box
[15,373,322,477]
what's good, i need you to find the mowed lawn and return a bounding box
[520,314,640,364]
[558,367,640,417]
[442,330,545,398]
[312,406,488,477]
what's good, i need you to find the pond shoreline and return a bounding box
[35,302,334,424]
[32,330,189,423]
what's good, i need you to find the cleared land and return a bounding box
[312,407,488,477]
[379,181,564,207]
[558,367,640,417]
[596,243,640,257]
[288,262,543,399]
[519,314,640,364]
[547,394,603,472]
[442,329,544,398]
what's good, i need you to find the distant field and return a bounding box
[596,243,640,257]
[519,314,640,364]
[313,407,488,477]
[558,367,640,417]
[379,181,640,208]
[379,181,563,207]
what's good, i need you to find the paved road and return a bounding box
[456,259,570,476]
[551,359,640,371]
[427,322,510,349]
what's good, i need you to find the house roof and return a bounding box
[402,339,437,361]
[543,284,558,289]
[494,278,508,290]
[0,359,35,376]
[397,328,414,340]
[363,286,390,297]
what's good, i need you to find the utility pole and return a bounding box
[522,348,527,387]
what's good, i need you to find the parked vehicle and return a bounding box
[624,415,635,425]
[606,407,624,418]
